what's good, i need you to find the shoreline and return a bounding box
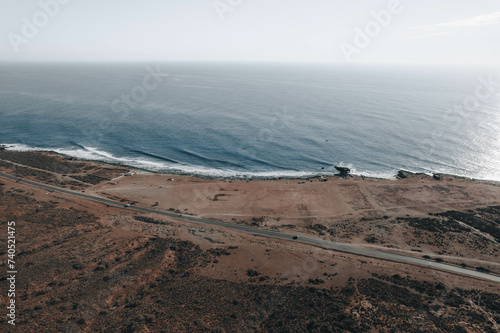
[1,144,499,184]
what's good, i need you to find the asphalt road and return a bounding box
[1,171,499,284]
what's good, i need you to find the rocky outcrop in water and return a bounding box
[335,166,351,177]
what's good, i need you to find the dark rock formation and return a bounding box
[335,166,350,177]
[397,170,412,179]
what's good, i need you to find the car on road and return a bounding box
[292,236,299,240]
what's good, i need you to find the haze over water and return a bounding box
[1,63,499,181]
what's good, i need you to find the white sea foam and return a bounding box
[0,143,337,179]
[2,143,498,182]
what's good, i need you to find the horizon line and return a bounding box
[0,59,497,68]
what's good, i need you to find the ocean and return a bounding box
[1,62,499,180]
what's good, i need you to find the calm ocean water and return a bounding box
[0,62,499,180]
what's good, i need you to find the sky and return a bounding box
[0,0,499,64]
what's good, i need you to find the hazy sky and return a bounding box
[1,0,499,64]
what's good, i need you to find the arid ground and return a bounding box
[0,151,499,332]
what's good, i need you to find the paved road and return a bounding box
[1,171,499,284]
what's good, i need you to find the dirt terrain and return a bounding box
[0,151,499,332]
